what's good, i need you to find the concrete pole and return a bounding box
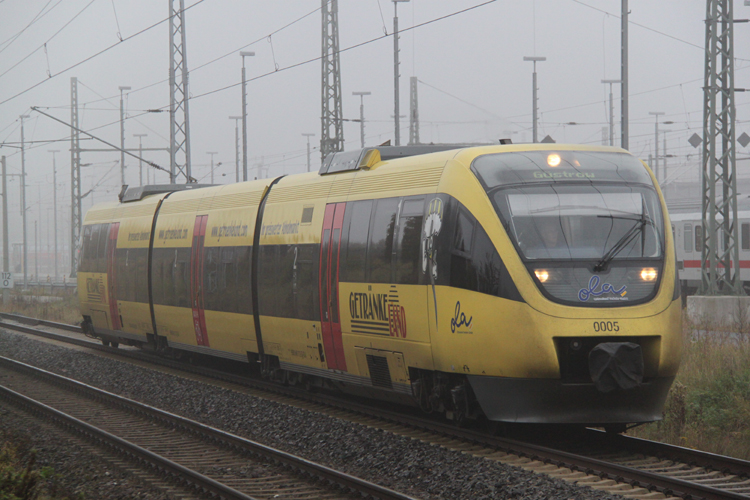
[649,112,664,183]
[524,57,546,143]
[621,0,629,150]
[229,116,242,182]
[49,150,59,281]
[241,51,255,182]
[393,1,408,146]
[601,80,621,146]
[2,156,8,304]
[207,152,217,184]
[302,133,315,172]
[134,134,147,186]
[119,86,131,187]
[353,92,371,148]
[20,114,29,289]
[34,220,37,284]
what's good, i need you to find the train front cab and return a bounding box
[429,146,682,425]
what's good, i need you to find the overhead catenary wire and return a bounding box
[0,0,208,108]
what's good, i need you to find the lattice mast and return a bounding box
[320,0,344,163]
[169,0,192,183]
[70,77,82,278]
[700,0,742,295]
[408,76,419,145]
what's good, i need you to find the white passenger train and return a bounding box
[670,209,750,295]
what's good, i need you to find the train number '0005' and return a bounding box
[593,321,620,332]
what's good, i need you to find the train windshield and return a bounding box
[501,186,663,261]
[472,151,664,262]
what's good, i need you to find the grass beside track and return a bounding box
[0,433,79,500]
[0,291,79,326]
[630,313,750,460]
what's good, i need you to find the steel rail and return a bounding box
[1,315,749,499]
[0,355,418,500]
[0,384,258,500]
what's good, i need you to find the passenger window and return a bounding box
[173,248,191,308]
[343,200,372,283]
[367,198,399,283]
[80,225,93,272]
[453,210,474,255]
[395,198,425,284]
[220,247,237,313]
[293,245,317,320]
[474,226,505,296]
[97,223,110,273]
[695,225,703,253]
[684,224,693,253]
[450,208,477,291]
[742,223,750,250]
[235,246,253,315]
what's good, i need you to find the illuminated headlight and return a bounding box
[535,269,550,282]
[547,153,561,167]
[640,268,658,281]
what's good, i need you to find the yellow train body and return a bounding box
[79,144,681,425]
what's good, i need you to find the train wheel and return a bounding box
[111,342,119,349]
[101,340,110,347]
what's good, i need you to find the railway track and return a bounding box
[0,352,417,500]
[1,313,749,500]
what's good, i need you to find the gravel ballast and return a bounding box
[0,329,621,500]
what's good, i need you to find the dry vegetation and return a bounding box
[0,289,80,325]
[630,313,750,460]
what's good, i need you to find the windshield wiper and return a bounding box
[594,214,655,272]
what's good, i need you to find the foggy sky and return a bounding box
[1,0,749,266]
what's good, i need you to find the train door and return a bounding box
[106,222,121,330]
[319,203,347,371]
[191,215,210,347]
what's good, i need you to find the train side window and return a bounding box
[173,248,191,308]
[115,249,133,302]
[743,223,750,250]
[343,200,372,283]
[450,207,477,291]
[97,223,110,273]
[203,246,219,311]
[293,245,317,320]
[258,245,280,317]
[395,197,425,285]
[80,225,94,272]
[151,248,173,305]
[134,249,148,303]
[367,198,399,283]
[220,246,238,313]
[695,224,703,253]
[684,224,692,253]
[473,225,513,297]
[236,246,253,315]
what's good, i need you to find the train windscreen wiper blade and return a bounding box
[594,214,655,272]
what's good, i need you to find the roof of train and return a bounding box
[83,143,636,222]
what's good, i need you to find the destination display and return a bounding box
[471,151,654,188]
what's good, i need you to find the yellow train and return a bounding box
[78,144,682,427]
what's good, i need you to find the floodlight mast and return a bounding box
[523,56,546,143]
[240,51,255,182]
[352,92,371,148]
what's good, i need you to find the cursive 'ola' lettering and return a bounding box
[450,301,473,333]
[578,275,627,301]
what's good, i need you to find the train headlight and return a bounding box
[535,269,550,282]
[640,268,658,281]
[547,153,561,167]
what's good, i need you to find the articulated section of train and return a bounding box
[78,144,682,426]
